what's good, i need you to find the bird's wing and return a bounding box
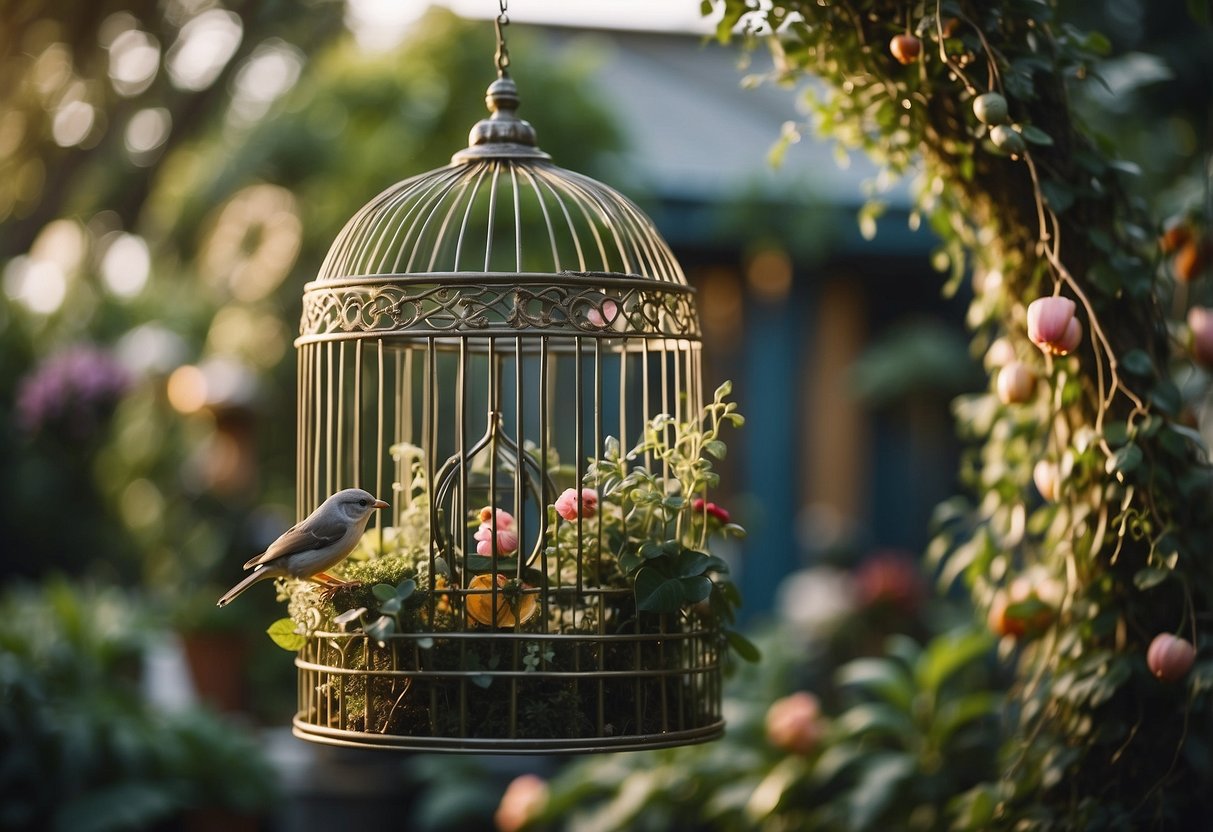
[243,519,349,569]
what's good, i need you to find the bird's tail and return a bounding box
[217,567,281,607]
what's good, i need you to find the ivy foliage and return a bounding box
[710,0,1213,828]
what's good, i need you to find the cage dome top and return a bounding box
[300,75,697,345]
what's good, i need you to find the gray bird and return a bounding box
[217,488,388,607]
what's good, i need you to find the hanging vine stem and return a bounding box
[1021,147,1149,467]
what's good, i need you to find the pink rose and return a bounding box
[586,299,619,329]
[494,774,548,832]
[478,507,515,529]
[475,507,518,556]
[1027,296,1082,356]
[554,488,598,521]
[765,691,824,756]
[474,525,519,556]
[691,497,731,524]
[1189,307,1213,367]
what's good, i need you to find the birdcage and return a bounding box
[288,19,738,754]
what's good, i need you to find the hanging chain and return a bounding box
[494,0,510,77]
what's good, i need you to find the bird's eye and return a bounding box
[359,499,367,507]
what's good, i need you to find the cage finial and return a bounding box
[452,35,551,161]
[451,0,554,161]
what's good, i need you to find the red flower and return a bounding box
[692,498,730,524]
[854,551,923,614]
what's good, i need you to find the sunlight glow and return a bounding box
[167,9,243,91]
[101,233,152,298]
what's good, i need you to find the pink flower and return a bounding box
[1147,633,1196,683]
[983,337,1017,370]
[586,299,619,329]
[475,525,519,556]
[494,774,549,832]
[475,507,518,556]
[1189,307,1213,367]
[1033,460,1059,502]
[996,362,1036,404]
[765,691,824,756]
[554,488,598,521]
[1027,296,1082,356]
[478,507,515,529]
[692,498,731,524]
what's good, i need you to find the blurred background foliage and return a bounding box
[0,1,619,609]
[1,0,1210,828]
[0,3,622,824]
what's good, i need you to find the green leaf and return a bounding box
[1151,382,1182,416]
[679,575,713,604]
[677,549,712,577]
[379,597,402,615]
[372,583,397,603]
[704,439,727,459]
[948,783,1001,830]
[1103,421,1130,447]
[266,618,306,651]
[1133,567,1170,590]
[639,541,665,560]
[464,555,520,573]
[396,579,416,599]
[1106,444,1143,476]
[1121,349,1154,376]
[836,703,915,739]
[634,567,685,613]
[916,629,993,694]
[847,753,916,831]
[1020,124,1054,146]
[932,692,1000,746]
[835,658,914,711]
[1081,29,1112,56]
[810,742,867,788]
[619,549,643,574]
[1040,179,1074,213]
[724,629,761,662]
[365,615,395,646]
[715,1,745,43]
[714,379,733,400]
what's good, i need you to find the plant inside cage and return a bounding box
[271,381,753,751]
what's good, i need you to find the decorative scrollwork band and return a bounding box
[298,279,701,342]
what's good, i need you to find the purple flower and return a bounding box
[16,345,132,441]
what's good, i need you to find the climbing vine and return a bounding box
[712,0,1213,827]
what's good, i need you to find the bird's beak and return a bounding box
[372,499,389,510]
